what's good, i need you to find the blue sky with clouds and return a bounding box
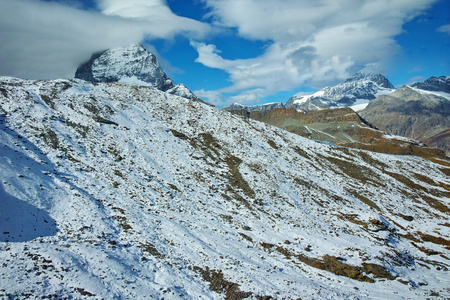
[0,0,449,107]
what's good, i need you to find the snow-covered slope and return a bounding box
[286,73,396,111]
[1,77,449,299]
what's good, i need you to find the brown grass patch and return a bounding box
[317,153,381,186]
[225,156,255,199]
[192,266,251,299]
[385,171,450,214]
[269,244,395,282]
[139,242,165,259]
[293,146,310,159]
[418,232,450,249]
[239,232,253,243]
[267,140,279,149]
[411,242,441,256]
[347,190,381,211]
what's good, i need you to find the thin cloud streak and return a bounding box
[437,24,450,35]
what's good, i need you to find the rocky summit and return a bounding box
[1,76,449,299]
[75,44,198,101]
[411,76,450,93]
[75,44,174,90]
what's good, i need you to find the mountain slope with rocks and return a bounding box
[228,107,447,160]
[360,82,450,155]
[1,76,449,299]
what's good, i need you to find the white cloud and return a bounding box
[0,0,211,79]
[98,0,209,38]
[437,24,450,35]
[193,0,437,105]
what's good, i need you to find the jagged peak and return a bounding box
[75,43,174,91]
[74,44,200,101]
[345,72,395,89]
[411,75,450,93]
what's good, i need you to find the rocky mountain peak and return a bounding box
[345,72,395,89]
[359,84,450,152]
[75,44,202,101]
[75,44,175,91]
[411,75,450,93]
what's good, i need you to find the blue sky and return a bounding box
[0,0,449,107]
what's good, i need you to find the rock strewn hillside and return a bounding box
[423,128,450,156]
[0,77,449,299]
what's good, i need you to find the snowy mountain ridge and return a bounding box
[359,84,450,155]
[0,76,449,299]
[411,76,450,94]
[223,72,396,112]
[285,72,396,111]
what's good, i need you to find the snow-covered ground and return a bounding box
[350,99,370,112]
[0,77,449,299]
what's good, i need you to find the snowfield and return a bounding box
[0,77,449,299]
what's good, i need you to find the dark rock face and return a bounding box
[411,76,450,93]
[75,44,175,91]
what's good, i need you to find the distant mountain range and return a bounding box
[411,76,450,93]
[225,73,450,155]
[223,72,396,112]
[286,72,396,111]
